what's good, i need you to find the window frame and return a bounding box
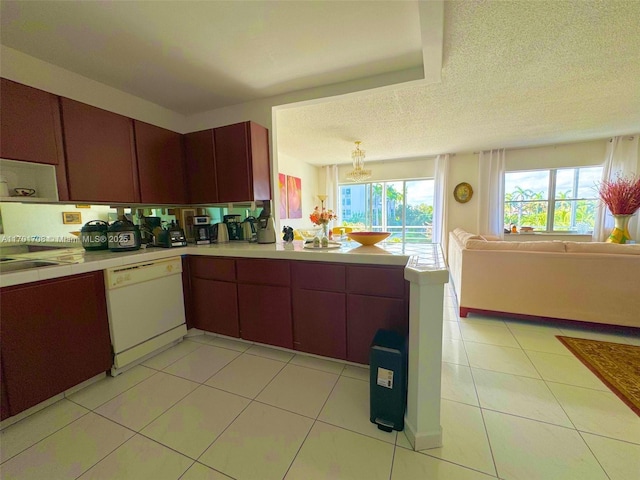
[504,166,602,233]
[338,178,435,243]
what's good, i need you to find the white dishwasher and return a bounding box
[105,257,187,375]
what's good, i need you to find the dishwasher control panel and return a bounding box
[105,257,183,289]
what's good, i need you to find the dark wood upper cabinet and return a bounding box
[0,78,64,166]
[134,120,187,204]
[214,121,271,202]
[60,98,140,203]
[184,129,218,204]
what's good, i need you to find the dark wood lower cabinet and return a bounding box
[185,256,408,365]
[346,294,408,365]
[238,284,293,349]
[292,289,346,359]
[0,272,112,417]
[1,358,10,421]
[191,277,240,337]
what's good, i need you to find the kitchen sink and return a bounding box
[0,245,69,256]
[0,260,63,273]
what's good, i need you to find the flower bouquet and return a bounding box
[598,174,640,243]
[309,206,337,246]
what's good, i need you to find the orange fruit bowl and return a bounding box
[346,231,391,246]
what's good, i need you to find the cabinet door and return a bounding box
[1,356,9,421]
[214,122,271,202]
[134,120,187,204]
[184,129,218,204]
[61,98,139,203]
[236,258,289,286]
[346,294,408,365]
[238,284,292,348]
[191,278,240,337]
[0,272,112,416]
[292,289,346,359]
[0,78,64,165]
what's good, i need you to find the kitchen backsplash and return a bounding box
[0,202,260,243]
[0,203,115,242]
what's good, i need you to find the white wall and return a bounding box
[446,152,479,236]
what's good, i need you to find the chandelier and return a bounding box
[345,141,371,182]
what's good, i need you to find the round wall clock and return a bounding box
[453,182,473,203]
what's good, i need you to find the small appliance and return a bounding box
[107,219,141,252]
[223,214,243,241]
[191,215,211,245]
[256,214,276,244]
[215,222,229,243]
[80,220,109,251]
[155,221,187,248]
[241,216,257,242]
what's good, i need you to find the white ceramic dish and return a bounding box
[303,242,341,250]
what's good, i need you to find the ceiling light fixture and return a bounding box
[346,141,371,183]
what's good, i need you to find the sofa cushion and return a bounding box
[465,240,566,252]
[565,242,640,255]
[453,228,485,246]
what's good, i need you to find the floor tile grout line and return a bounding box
[281,372,342,480]
[0,407,92,466]
[71,426,140,480]
[388,439,397,480]
[463,332,501,479]
[576,430,614,480]
[190,350,294,470]
[191,394,254,468]
[573,429,640,447]
[417,448,502,478]
[67,369,162,412]
[520,347,581,431]
[142,339,207,371]
[313,418,397,447]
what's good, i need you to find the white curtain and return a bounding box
[433,154,450,251]
[477,149,506,237]
[593,135,640,242]
[324,165,339,213]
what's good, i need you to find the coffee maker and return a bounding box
[191,215,211,245]
[256,202,276,244]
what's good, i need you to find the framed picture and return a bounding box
[278,173,287,219]
[286,175,302,219]
[62,212,82,224]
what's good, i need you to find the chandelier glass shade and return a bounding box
[346,141,371,182]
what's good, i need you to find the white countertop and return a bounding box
[0,240,448,288]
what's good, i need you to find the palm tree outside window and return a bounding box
[339,179,435,243]
[504,166,602,233]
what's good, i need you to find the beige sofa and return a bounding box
[448,228,640,328]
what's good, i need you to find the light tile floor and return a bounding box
[1,285,639,480]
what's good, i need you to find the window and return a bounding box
[339,179,434,243]
[504,166,602,233]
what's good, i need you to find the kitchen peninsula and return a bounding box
[0,240,448,450]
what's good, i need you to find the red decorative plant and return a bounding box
[309,206,337,225]
[598,174,640,215]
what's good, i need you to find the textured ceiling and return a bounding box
[1,1,639,166]
[277,0,640,164]
[0,0,422,114]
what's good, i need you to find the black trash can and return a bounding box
[369,329,407,432]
